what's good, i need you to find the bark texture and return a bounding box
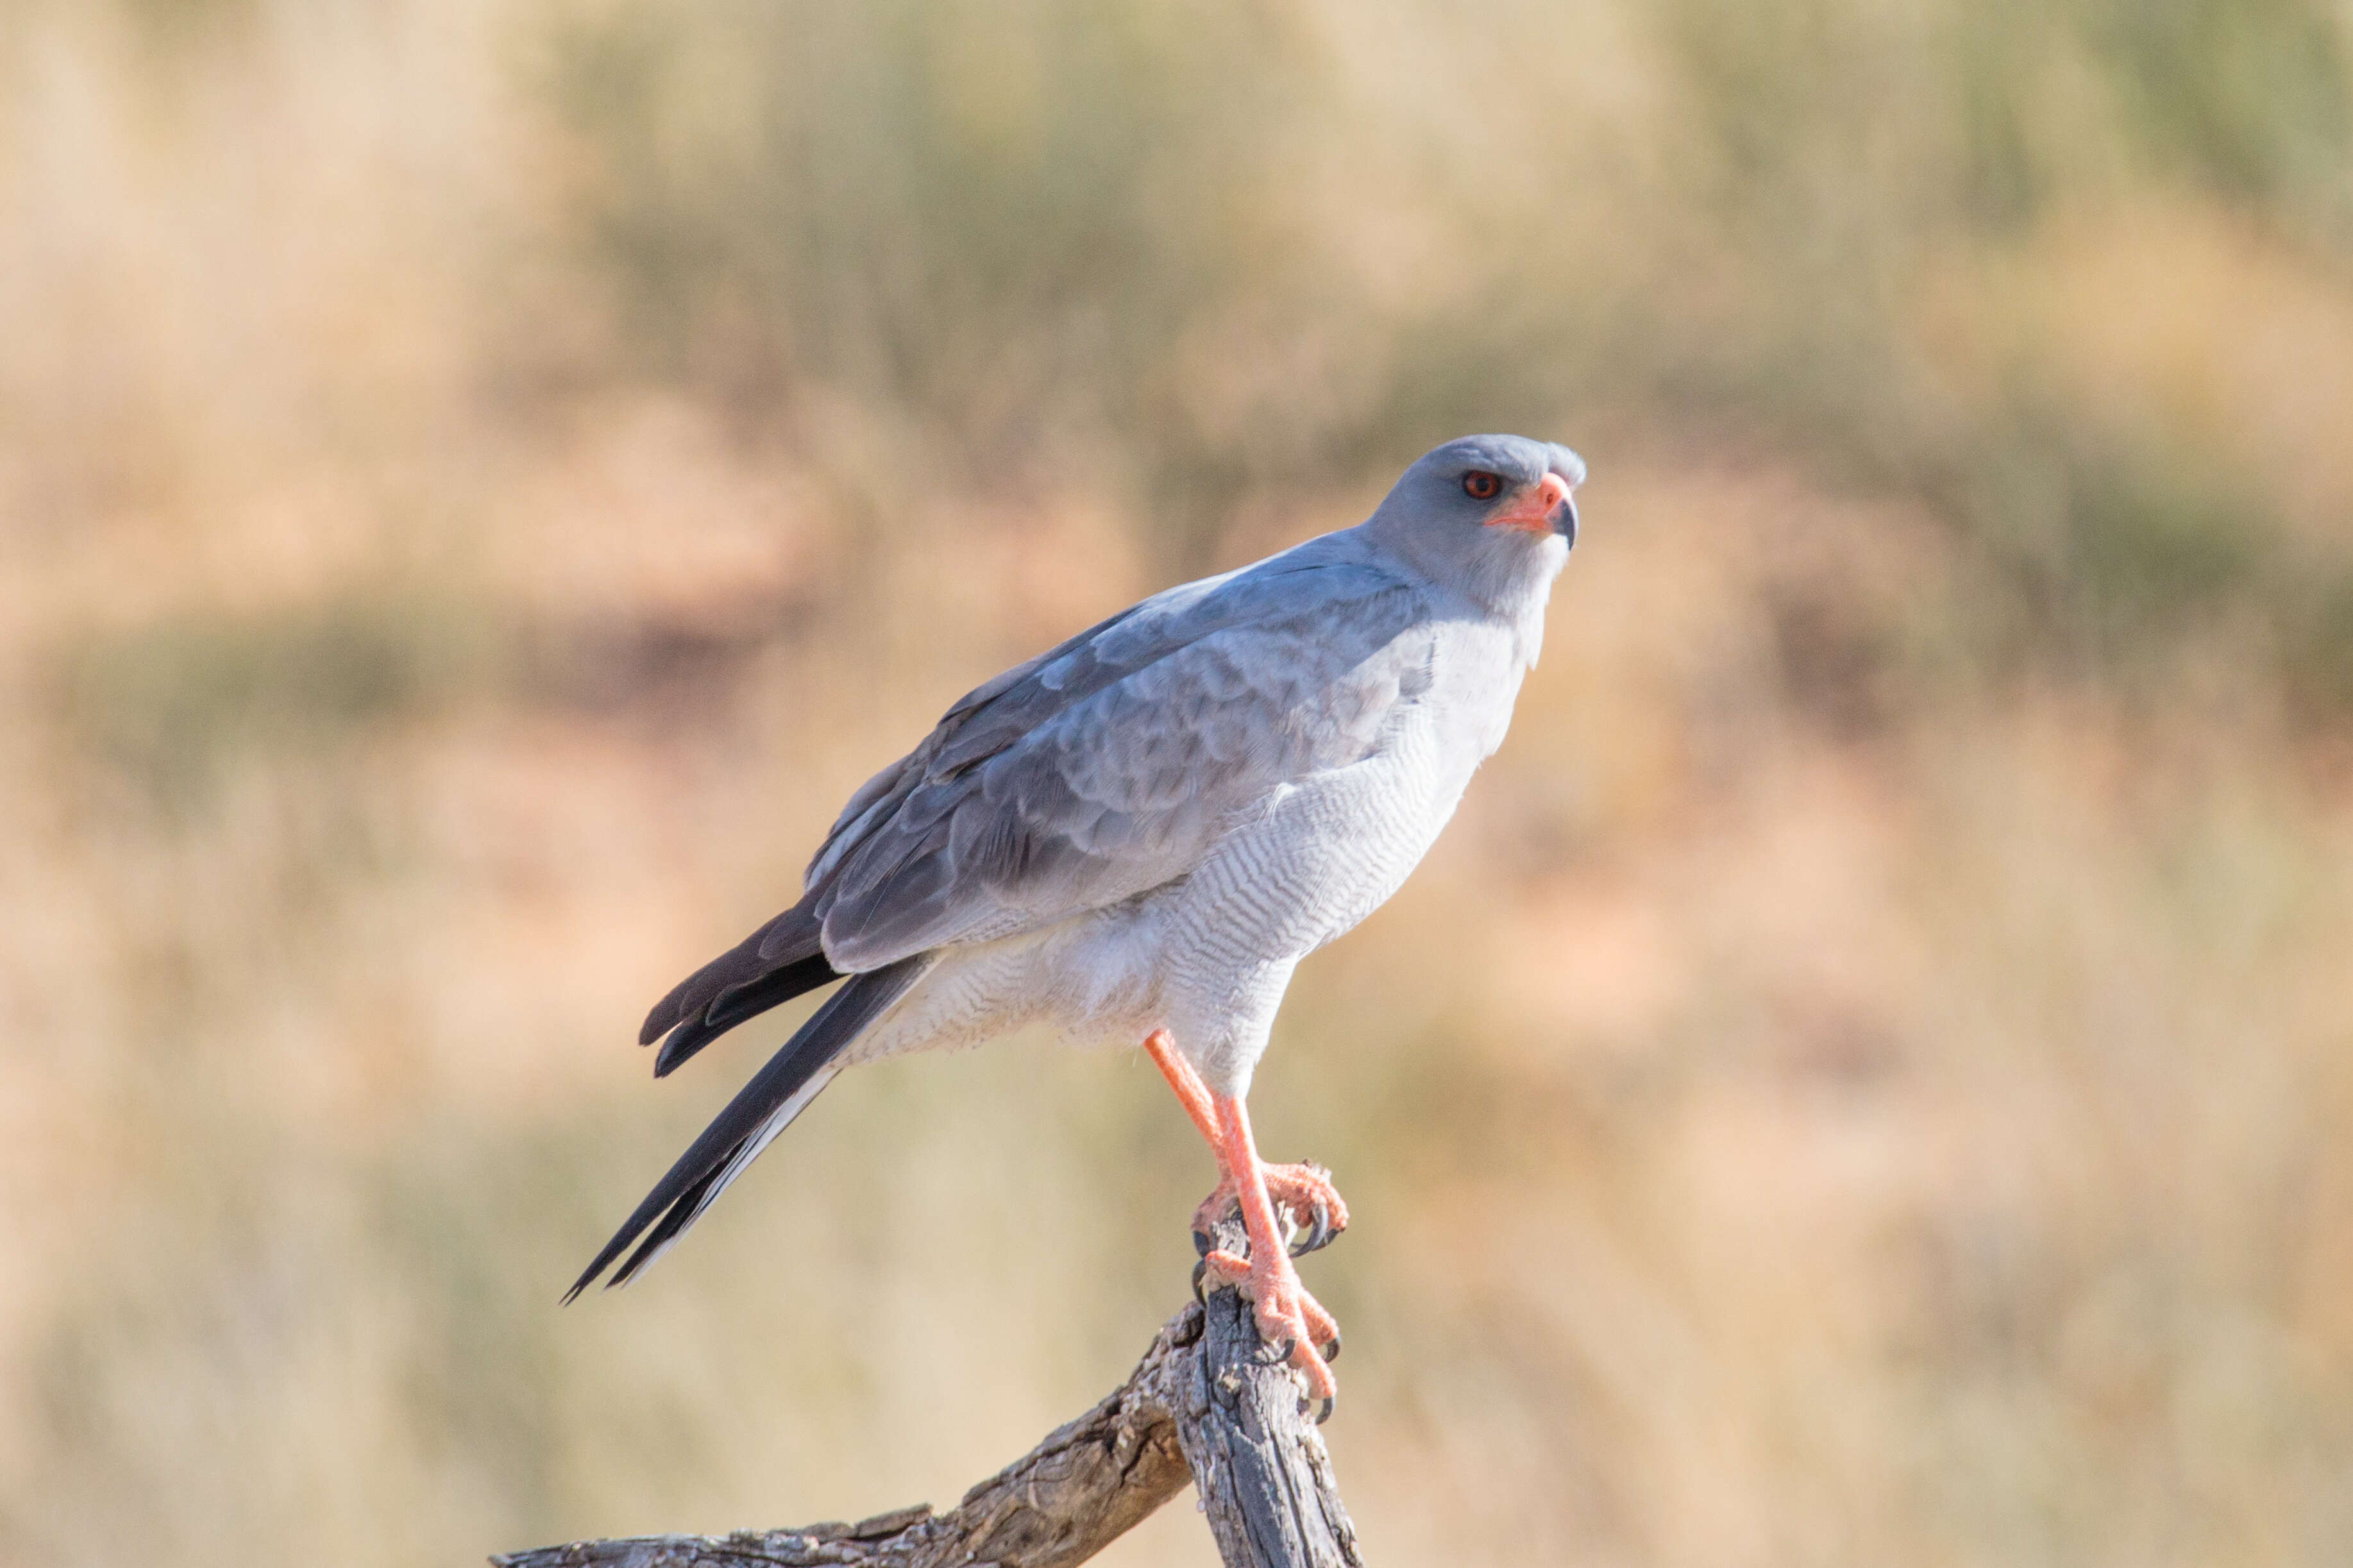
[494,1213,1360,1568]
[1178,1216,1363,1568]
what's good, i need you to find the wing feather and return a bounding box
[804,539,1430,969]
[635,534,1431,1067]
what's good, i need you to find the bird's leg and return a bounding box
[1143,1029,1344,1400]
[1143,1031,1244,1236]
[1202,1092,1342,1404]
[1144,1029,1222,1145]
[1143,1031,1349,1253]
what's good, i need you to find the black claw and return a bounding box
[1320,1331,1342,1364]
[1191,1259,1208,1302]
[1282,1191,1347,1258]
[1295,1197,1334,1256]
[1308,1394,1335,1425]
[1192,1226,1212,1258]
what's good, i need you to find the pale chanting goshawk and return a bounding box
[570,434,1585,1406]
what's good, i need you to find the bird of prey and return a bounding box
[570,434,1584,1406]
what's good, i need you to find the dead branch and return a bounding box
[494,1211,1362,1568]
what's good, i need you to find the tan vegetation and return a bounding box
[3,1,2350,1564]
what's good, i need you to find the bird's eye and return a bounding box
[1462,471,1503,501]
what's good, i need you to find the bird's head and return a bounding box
[1364,434,1585,609]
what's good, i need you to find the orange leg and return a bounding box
[1142,1030,1344,1404]
[1145,1031,1349,1245]
[1204,1092,1341,1403]
[1145,1029,1220,1145]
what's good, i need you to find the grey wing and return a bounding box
[802,544,1431,970]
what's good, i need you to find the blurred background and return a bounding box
[3,1,2352,1563]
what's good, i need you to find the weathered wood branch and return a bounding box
[495,1213,1362,1568]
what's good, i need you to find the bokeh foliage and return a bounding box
[546,0,2353,680]
[3,2,2352,1566]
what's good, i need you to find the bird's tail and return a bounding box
[638,896,841,1078]
[565,954,931,1301]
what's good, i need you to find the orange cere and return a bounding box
[1486,471,1573,534]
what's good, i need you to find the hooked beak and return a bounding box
[1486,471,1577,543]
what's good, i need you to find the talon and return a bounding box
[1288,1331,1338,1406]
[1311,1395,1335,1425]
[1261,1161,1349,1256]
[1191,1259,1208,1302]
[1289,1195,1333,1257]
[1283,1204,1319,1258]
[1163,1083,1348,1410]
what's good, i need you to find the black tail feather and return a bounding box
[566,955,929,1302]
[652,952,840,1077]
[639,896,825,1047]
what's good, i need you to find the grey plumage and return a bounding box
[810,553,1425,968]
[584,434,1584,1294]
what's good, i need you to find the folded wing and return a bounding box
[636,535,1426,1062]
[806,543,1429,968]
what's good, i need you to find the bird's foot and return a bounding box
[1201,1238,1342,1408]
[1265,1161,1349,1255]
[1192,1162,1349,1258]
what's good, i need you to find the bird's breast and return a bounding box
[1167,621,1528,968]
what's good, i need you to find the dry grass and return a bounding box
[2,2,2350,1564]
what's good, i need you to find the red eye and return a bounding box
[1462,471,1503,501]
